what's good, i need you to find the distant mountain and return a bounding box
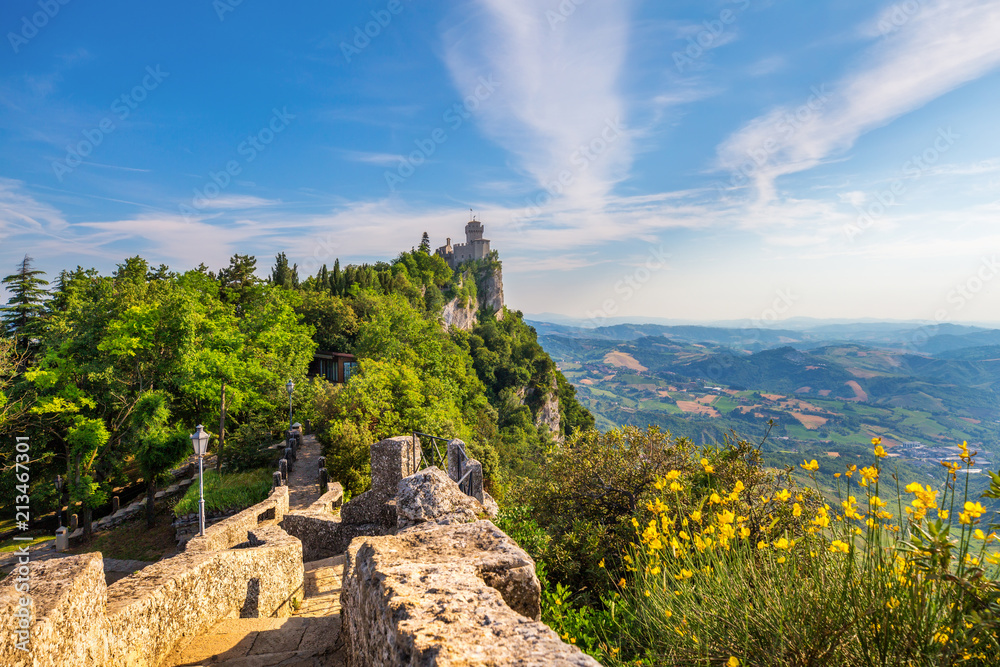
[531,319,1000,515]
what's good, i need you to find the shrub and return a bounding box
[606,438,1000,666]
[225,420,280,473]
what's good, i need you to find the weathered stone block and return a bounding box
[396,466,483,529]
[342,521,599,667]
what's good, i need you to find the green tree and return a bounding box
[1,254,49,340]
[130,391,191,527]
[295,291,359,351]
[217,254,260,316]
[66,416,110,541]
[270,252,299,289]
[419,232,431,254]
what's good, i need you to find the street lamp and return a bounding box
[189,425,211,537]
[285,379,295,433]
[54,475,64,529]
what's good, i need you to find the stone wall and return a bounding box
[341,521,600,667]
[0,486,303,667]
[280,483,383,562]
[185,484,290,552]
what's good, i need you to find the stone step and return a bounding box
[163,616,344,666]
[297,556,345,618]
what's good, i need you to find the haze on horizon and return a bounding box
[1,0,999,323]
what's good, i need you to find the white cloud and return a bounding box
[196,195,280,210]
[442,0,635,211]
[716,0,1000,201]
[337,150,406,167]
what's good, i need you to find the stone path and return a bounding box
[164,556,346,666]
[287,434,324,511]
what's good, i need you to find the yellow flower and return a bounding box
[964,501,985,519]
[710,492,723,505]
[700,457,715,473]
[690,510,702,523]
[871,436,882,446]
[650,566,661,575]
[874,445,887,458]
[845,464,857,478]
[739,526,750,539]
[666,470,681,481]
[731,480,745,495]
[757,540,767,550]
[654,479,665,491]
[727,658,740,667]
[618,578,627,587]
[644,589,650,597]
[792,503,802,517]
[670,480,682,492]
[773,537,791,550]
[775,489,791,502]
[830,540,850,553]
[777,556,786,564]
[599,559,605,568]
[800,459,819,472]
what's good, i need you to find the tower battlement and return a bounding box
[436,216,491,269]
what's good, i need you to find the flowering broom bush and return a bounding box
[606,438,1000,666]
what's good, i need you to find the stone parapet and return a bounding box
[341,520,601,667]
[0,485,303,667]
[185,485,289,552]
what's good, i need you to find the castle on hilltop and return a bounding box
[436,216,491,269]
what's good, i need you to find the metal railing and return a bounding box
[411,431,474,497]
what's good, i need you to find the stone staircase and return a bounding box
[164,556,346,666]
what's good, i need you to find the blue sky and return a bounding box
[2,0,999,324]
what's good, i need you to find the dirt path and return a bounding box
[287,434,324,511]
[163,556,346,666]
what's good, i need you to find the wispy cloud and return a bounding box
[336,149,406,166]
[196,195,281,210]
[0,178,69,241]
[442,0,635,211]
[716,0,1000,201]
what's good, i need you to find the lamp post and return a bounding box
[285,379,295,433]
[54,475,64,529]
[189,425,210,537]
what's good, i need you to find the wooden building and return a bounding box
[308,351,358,384]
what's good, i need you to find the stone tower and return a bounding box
[465,218,484,243]
[435,216,491,269]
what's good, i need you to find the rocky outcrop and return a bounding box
[441,297,478,331]
[342,520,600,667]
[396,466,485,529]
[479,263,504,316]
[441,263,506,331]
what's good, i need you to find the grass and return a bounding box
[173,468,272,517]
[0,533,53,552]
[638,400,682,413]
[67,505,180,562]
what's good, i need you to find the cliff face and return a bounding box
[440,263,505,331]
[479,264,504,316]
[519,376,562,442]
[441,298,477,330]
